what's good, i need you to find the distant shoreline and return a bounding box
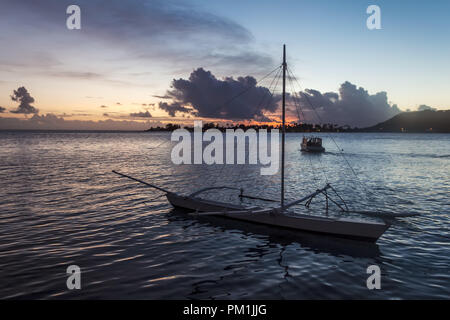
[1,109,449,134]
[1,129,448,134]
[0,129,146,133]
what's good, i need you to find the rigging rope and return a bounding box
[247,67,284,199]
[286,74,328,188]
[286,66,377,204]
[235,66,283,184]
[208,65,283,190]
[217,65,282,112]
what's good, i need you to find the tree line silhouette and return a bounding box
[146,122,358,132]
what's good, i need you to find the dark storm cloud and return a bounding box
[158,68,280,120]
[158,102,192,117]
[10,87,39,114]
[129,111,152,118]
[417,104,437,111]
[153,95,171,99]
[0,106,5,113]
[294,81,401,127]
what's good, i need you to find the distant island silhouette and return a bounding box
[146,110,450,133]
[363,109,450,133]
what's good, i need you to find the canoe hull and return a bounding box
[166,193,389,242]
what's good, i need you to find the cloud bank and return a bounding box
[156,70,401,127]
[417,104,437,111]
[0,114,160,131]
[158,68,280,121]
[294,81,401,127]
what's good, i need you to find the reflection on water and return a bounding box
[168,209,382,259]
[0,131,449,299]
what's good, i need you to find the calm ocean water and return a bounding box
[0,131,448,299]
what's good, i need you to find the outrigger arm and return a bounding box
[192,184,333,216]
[282,184,332,210]
[113,171,249,200]
[112,170,171,194]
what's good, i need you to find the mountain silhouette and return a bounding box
[363,110,450,133]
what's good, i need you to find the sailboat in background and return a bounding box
[113,45,392,242]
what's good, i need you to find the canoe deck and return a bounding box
[166,193,389,242]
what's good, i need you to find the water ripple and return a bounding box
[0,131,448,299]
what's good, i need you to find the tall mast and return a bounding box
[281,44,286,211]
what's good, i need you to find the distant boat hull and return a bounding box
[301,142,325,153]
[166,193,389,242]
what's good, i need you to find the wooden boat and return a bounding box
[166,190,388,242]
[113,45,393,242]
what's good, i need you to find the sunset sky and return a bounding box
[0,0,449,130]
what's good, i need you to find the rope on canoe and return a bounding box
[286,66,381,210]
